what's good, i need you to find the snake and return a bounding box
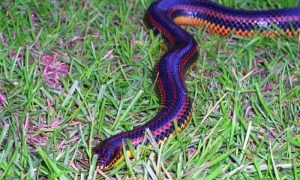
[94,0,300,171]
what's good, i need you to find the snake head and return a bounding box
[93,138,123,171]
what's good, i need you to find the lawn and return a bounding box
[0,0,299,179]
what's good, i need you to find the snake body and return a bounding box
[94,0,300,171]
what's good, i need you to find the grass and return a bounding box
[0,0,300,179]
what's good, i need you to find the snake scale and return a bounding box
[94,0,300,171]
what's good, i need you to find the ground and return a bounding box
[0,0,299,179]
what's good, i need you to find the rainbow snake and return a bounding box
[94,0,300,171]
